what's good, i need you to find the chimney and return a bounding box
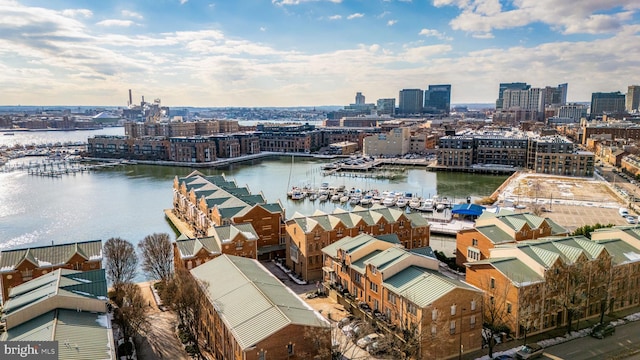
[128,89,132,106]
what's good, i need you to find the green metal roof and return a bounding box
[409,246,436,259]
[1,309,113,359]
[471,257,544,286]
[375,234,401,245]
[0,240,102,273]
[321,233,377,258]
[190,255,329,350]
[364,247,410,271]
[211,223,258,244]
[351,250,383,274]
[593,238,640,265]
[476,225,514,244]
[383,266,476,308]
[4,269,107,316]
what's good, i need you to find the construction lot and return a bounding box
[498,173,634,231]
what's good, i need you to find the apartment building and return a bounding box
[466,232,640,339]
[0,240,103,302]
[285,205,430,281]
[322,234,483,359]
[173,223,259,269]
[456,210,569,266]
[362,127,412,157]
[191,255,331,360]
[172,171,285,260]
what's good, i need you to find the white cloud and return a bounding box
[180,0,188,4]
[378,11,390,18]
[401,44,452,62]
[436,0,640,36]
[260,27,267,32]
[272,0,342,5]
[388,20,397,26]
[347,13,364,20]
[121,10,143,20]
[96,19,134,27]
[61,9,93,18]
[328,15,342,20]
[418,28,452,40]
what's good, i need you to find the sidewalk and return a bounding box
[463,307,640,360]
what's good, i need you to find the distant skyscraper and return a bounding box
[496,82,530,109]
[424,84,451,115]
[627,85,640,112]
[558,104,587,121]
[355,92,365,105]
[376,98,396,115]
[590,92,626,118]
[399,89,424,115]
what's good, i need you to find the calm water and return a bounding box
[0,130,508,254]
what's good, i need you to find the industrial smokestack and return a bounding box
[128,89,132,106]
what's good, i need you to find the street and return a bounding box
[540,320,640,360]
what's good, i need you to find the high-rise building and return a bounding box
[627,85,640,112]
[558,104,587,121]
[590,92,626,118]
[376,98,396,115]
[496,82,530,109]
[423,84,451,114]
[355,92,365,105]
[399,89,424,115]
[543,83,568,107]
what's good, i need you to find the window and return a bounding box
[258,350,266,360]
[387,292,396,304]
[467,248,480,261]
[490,278,495,289]
[451,304,457,316]
[450,320,456,334]
[287,343,294,356]
[369,282,378,293]
[470,315,476,327]
[354,273,361,283]
[408,302,417,316]
[371,265,377,275]
[471,300,476,311]
[431,325,437,335]
[472,238,478,246]
[432,309,438,321]
[507,303,512,314]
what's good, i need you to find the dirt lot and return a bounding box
[498,173,634,231]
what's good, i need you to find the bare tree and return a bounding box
[138,233,174,282]
[115,282,149,340]
[164,268,207,345]
[545,260,588,334]
[104,237,138,294]
[481,276,511,358]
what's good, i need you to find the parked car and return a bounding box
[591,323,615,339]
[515,344,543,359]
[337,315,354,329]
[341,322,364,340]
[626,216,637,224]
[357,333,383,349]
[492,355,514,360]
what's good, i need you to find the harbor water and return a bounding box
[0,128,508,257]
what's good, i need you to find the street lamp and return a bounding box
[458,307,466,360]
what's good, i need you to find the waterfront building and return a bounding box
[285,205,430,281]
[169,136,218,162]
[0,240,103,302]
[456,210,569,266]
[191,255,331,360]
[87,135,170,160]
[173,223,260,269]
[322,234,483,360]
[590,92,626,118]
[437,129,595,176]
[399,89,424,115]
[124,119,239,139]
[464,233,640,340]
[362,127,411,157]
[256,123,318,153]
[423,84,451,115]
[171,171,285,260]
[627,85,640,113]
[0,268,114,359]
[376,98,396,115]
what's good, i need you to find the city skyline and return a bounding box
[1,0,639,107]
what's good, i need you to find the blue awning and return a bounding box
[451,203,485,216]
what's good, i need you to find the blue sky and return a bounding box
[1,0,639,107]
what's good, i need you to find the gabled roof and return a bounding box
[175,237,221,258]
[476,225,514,244]
[321,233,377,258]
[351,250,383,274]
[468,257,544,286]
[1,309,114,360]
[593,238,640,265]
[409,246,436,259]
[0,240,102,273]
[364,247,411,271]
[190,255,329,351]
[3,269,107,317]
[384,266,478,308]
[210,223,258,244]
[517,236,606,264]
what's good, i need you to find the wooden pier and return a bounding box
[1,158,124,177]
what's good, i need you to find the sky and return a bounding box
[1,0,639,107]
